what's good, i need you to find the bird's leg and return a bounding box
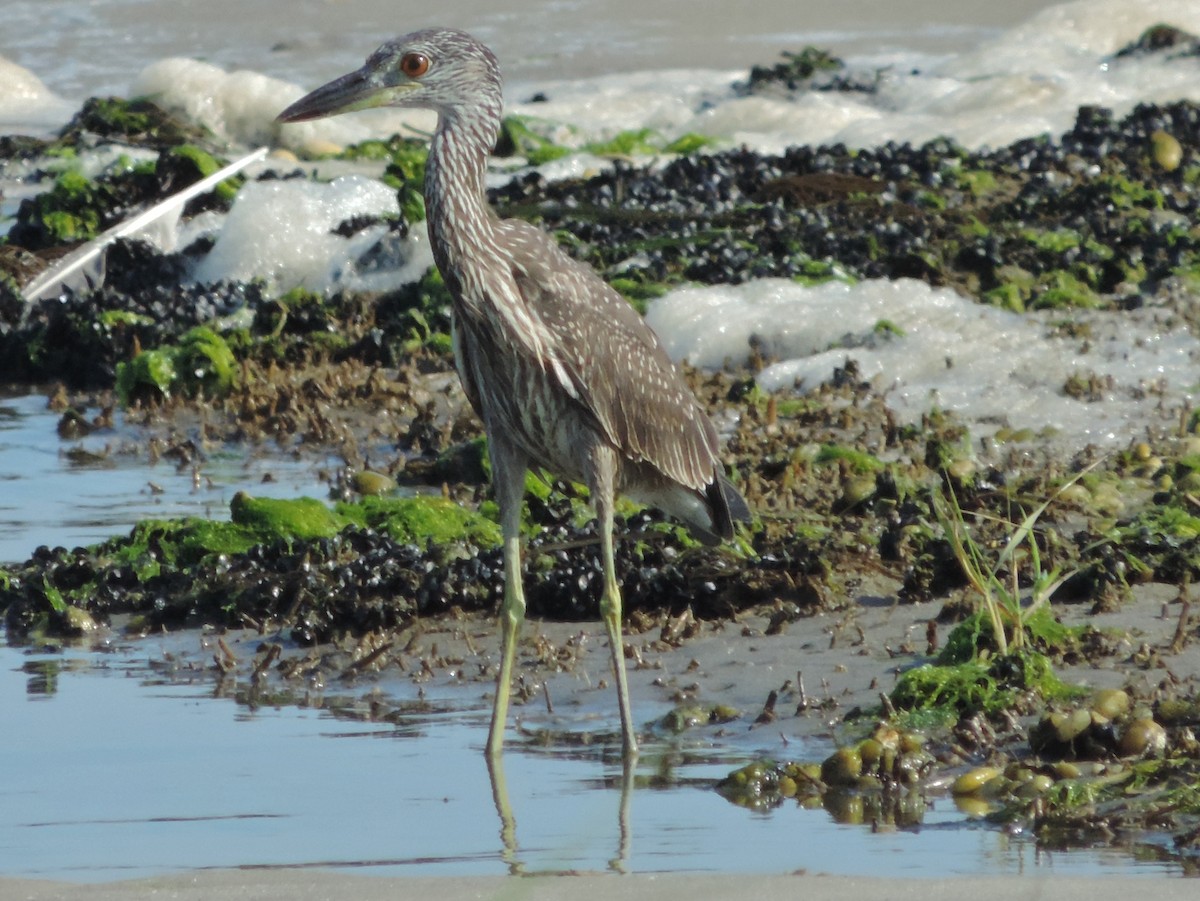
[487,436,528,757]
[590,446,639,758]
[599,505,638,757]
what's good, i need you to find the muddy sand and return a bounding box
[3,870,1199,901]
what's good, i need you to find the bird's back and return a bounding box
[449,216,744,540]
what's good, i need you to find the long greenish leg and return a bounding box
[599,512,637,757]
[590,446,638,758]
[486,534,525,755]
[486,436,528,757]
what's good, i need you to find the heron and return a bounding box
[277,27,748,758]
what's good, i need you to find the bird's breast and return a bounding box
[451,308,592,482]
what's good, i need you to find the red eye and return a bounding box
[400,52,430,77]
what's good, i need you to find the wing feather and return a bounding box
[497,218,720,493]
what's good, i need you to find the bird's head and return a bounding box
[277,27,501,125]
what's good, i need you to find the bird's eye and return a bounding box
[400,52,430,78]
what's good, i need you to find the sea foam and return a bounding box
[110,0,1200,157]
[0,55,74,135]
[190,175,430,294]
[131,58,434,154]
[645,278,1199,450]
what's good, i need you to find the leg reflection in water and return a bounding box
[487,751,636,874]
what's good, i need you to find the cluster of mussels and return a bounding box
[5,81,1200,642]
[1,489,829,643]
[492,99,1200,301]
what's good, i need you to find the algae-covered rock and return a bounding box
[8,166,154,249]
[115,326,239,404]
[157,144,245,206]
[660,703,740,734]
[230,493,346,541]
[60,96,208,148]
[337,495,501,549]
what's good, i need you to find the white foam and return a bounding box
[646,278,1200,449]
[508,69,737,142]
[521,0,1200,153]
[56,0,1196,161]
[130,57,434,153]
[0,55,74,135]
[190,175,427,294]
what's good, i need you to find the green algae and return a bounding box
[115,326,238,404]
[609,277,670,315]
[1,489,513,639]
[115,345,177,403]
[62,96,207,148]
[99,310,155,329]
[814,443,885,473]
[378,266,454,354]
[221,493,502,550]
[231,493,346,540]
[160,144,243,203]
[1089,496,1200,585]
[744,46,844,93]
[1019,756,1200,844]
[483,103,1200,313]
[983,266,1101,312]
[659,703,741,734]
[18,168,117,245]
[336,495,501,548]
[891,660,1011,720]
[175,327,238,394]
[891,650,1081,722]
[6,104,220,251]
[955,169,1000,197]
[586,128,662,157]
[1035,270,1101,309]
[1125,504,1200,541]
[118,518,263,571]
[496,115,573,166]
[381,140,429,223]
[426,437,606,539]
[938,607,1087,666]
[496,115,714,167]
[872,318,905,338]
[322,135,429,221]
[663,133,716,154]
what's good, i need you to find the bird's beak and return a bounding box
[276,63,417,123]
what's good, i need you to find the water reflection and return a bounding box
[0,393,338,564]
[487,751,636,875]
[0,640,1190,881]
[22,658,60,697]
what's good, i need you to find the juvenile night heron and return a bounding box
[278,27,748,758]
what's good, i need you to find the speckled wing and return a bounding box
[498,218,721,493]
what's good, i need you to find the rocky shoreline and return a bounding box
[2,28,1200,867]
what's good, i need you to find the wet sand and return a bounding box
[3,870,1197,901]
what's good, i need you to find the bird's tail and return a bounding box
[630,469,750,546]
[705,472,751,543]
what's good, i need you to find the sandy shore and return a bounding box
[4,870,1198,901]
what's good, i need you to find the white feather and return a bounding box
[20,146,269,315]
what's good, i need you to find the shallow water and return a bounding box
[0,640,1185,881]
[0,393,336,564]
